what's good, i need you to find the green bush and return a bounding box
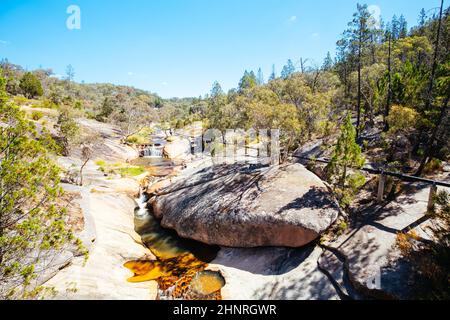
[424,158,443,174]
[0,77,84,299]
[30,110,44,121]
[19,72,43,99]
[73,100,83,110]
[125,136,139,144]
[337,221,349,235]
[13,96,31,106]
[95,159,106,167]
[125,127,153,145]
[119,166,145,177]
[387,105,419,134]
[40,99,59,109]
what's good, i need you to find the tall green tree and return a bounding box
[238,70,257,92]
[347,3,371,137]
[281,59,295,79]
[257,68,264,85]
[327,115,365,187]
[56,106,80,156]
[322,52,334,71]
[19,72,43,99]
[398,15,408,38]
[207,81,228,133]
[418,8,427,28]
[416,0,448,176]
[392,14,400,39]
[0,73,81,299]
[269,64,276,81]
[210,81,224,98]
[384,29,393,131]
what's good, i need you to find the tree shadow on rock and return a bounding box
[213,244,316,276]
[276,187,336,215]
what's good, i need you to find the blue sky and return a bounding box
[0,0,442,98]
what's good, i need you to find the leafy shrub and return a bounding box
[433,190,450,219]
[337,221,348,235]
[40,98,59,109]
[387,105,419,134]
[56,106,80,156]
[19,72,43,98]
[30,110,44,121]
[0,87,84,299]
[125,127,153,145]
[94,159,106,167]
[424,158,443,174]
[326,115,366,208]
[94,160,145,178]
[335,172,366,208]
[125,136,140,144]
[13,96,31,106]
[73,100,83,110]
[119,166,145,177]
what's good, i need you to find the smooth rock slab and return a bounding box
[207,246,340,300]
[152,163,340,247]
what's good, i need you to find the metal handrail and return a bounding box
[293,155,450,188]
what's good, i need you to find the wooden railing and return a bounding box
[293,155,450,210]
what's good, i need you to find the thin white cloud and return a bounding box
[161,82,168,86]
[127,72,134,76]
[0,40,10,45]
[289,16,297,22]
[311,33,319,38]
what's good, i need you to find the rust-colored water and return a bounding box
[190,270,226,296]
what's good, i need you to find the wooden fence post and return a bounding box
[427,184,438,212]
[377,173,386,203]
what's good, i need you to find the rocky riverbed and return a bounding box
[44,119,158,299]
[44,121,447,300]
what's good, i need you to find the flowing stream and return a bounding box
[125,155,225,300]
[142,145,164,158]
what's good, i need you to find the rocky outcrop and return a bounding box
[207,246,340,300]
[151,163,340,247]
[46,185,158,300]
[45,118,157,300]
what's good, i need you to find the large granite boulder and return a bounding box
[150,163,340,247]
[163,137,191,160]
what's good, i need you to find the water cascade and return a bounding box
[142,145,164,158]
[135,190,149,218]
